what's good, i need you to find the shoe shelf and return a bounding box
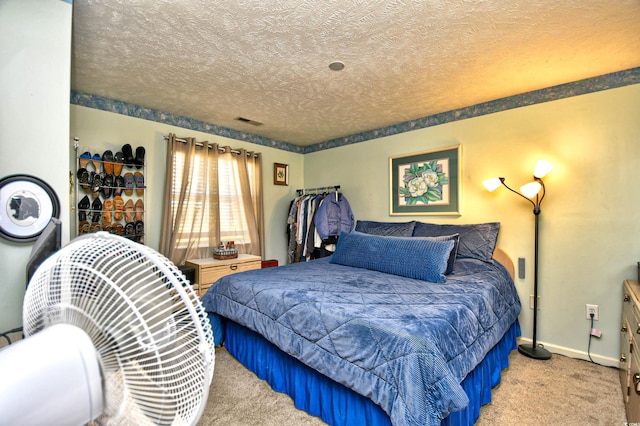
[74,142,146,244]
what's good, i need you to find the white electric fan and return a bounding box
[0,232,215,425]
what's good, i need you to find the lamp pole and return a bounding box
[495,177,551,360]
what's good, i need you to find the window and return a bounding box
[161,135,263,265]
[170,148,257,250]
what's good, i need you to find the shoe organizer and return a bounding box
[74,143,146,244]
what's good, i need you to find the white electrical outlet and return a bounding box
[586,304,599,320]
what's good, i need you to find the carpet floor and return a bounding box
[199,347,627,425]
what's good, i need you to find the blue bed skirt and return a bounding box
[220,316,520,425]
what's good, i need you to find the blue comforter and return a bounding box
[202,256,521,425]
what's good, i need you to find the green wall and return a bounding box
[0,0,72,340]
[304,84,640,364]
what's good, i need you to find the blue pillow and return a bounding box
[330,231,455,283]
[427,233,459,274]
[412,222,500,262]
[354,220,416,237]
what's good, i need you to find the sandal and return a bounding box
[103,150,114,175]
[79,221,90,234]
[114,151,124,176]
[125,222,135,240]
[91,197,102,223]
[92,153,102,173]
[77,195,90,222]
[102,199,113,225]
[113,222,125,236]
[113,175,125,197]
[135,146,145,169]
[90,222,102,233]
[122,144,134,168]
[77,168,90,191]
[79,151,92,169]
[113,196,124,220]
[124,199,134,223]
[134,220,144,242]
[102,174,114,198]
[124,173,134,196]
[91,172,103,194]
[134,199,144,221]
[134,172,145,196]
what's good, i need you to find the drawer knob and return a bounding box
[621,353,627,363]
[636,324,640,335]
[622,324,628,332]
[625,294,631,302]
[634,373,640,394]
[230,264,238,271]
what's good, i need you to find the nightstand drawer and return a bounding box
[199,260,261,284]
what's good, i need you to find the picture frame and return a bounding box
[274,163,289,186]
[0,174,60,242]
[389,144,461,216]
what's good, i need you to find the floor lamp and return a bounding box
[483,160,552,360]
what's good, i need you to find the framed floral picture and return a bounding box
[389,145,461,216]
[274,163,289,185]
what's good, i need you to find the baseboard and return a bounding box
[517,337,619,368]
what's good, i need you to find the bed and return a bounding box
[201,221,521,425]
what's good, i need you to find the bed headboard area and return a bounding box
[493,247,514,279]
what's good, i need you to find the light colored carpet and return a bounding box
[199,347,627,425]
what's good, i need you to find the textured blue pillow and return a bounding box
[412,222,500,262]
[354,220,416,237]
[427,233,459,274]
[330,231,455,283]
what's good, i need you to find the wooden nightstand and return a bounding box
[185,254,261,297]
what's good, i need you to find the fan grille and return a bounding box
[24,233,215,425]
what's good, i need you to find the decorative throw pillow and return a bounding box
[354,220,416,237]
[412,222,500,262]
[330,231,455,283]
[427,233,460,274]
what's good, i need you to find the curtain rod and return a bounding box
[164,135,258,157]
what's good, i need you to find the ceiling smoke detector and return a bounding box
[329,61,345,71]
[234,117,263,126]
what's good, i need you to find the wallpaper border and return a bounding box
[69,91,305,154]
[70,66,640,154]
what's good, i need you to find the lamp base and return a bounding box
[518,343,552,360]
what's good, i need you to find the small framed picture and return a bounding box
[274,163,289,186]
[389,145,461,216]
[0,174,60,242]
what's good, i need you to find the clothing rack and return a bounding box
[296,185,340,196]
[164,135,258,158]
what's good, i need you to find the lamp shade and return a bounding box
[483,178,503,192]
[520,181,542,198]
[533,160,552,179]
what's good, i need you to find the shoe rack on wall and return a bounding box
[73,139,146,244]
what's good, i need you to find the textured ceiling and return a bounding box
[71,1,640,146]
